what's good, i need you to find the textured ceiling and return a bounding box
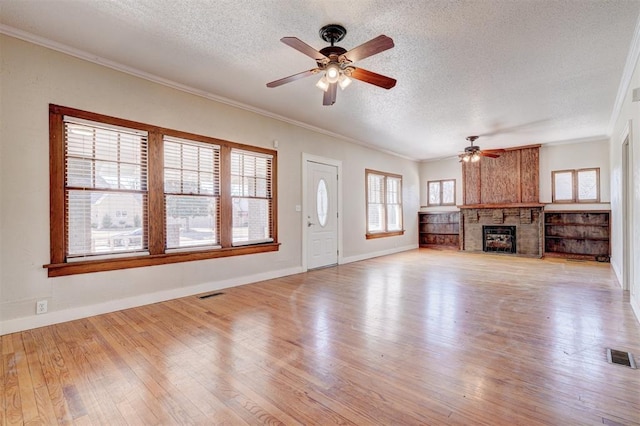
[2,0,639,160]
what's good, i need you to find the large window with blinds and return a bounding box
[47,105,278,276]
[164,136,220,249]
[64,118,148,258]
[230,149,273,246]
[365,169,404,239]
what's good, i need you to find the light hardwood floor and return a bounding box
[2,249,639,425]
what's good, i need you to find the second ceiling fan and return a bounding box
[459,136,506,162]
[266,24,396,106]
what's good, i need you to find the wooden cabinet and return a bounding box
[419,211,460,249]
[543,210,610,261]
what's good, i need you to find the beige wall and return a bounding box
[419,140,611,211]
[0,35,420,334]
[540,139,611,210]
[418,157,463,211]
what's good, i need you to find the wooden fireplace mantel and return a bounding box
[458,203,545,209]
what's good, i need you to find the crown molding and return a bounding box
[0,24,417,162]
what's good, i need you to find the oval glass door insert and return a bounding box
[317,178,328,227]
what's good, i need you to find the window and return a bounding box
[164,136,220,250]
[366,169,404,238]
[230,149,274,246]
[552,168,600,203]
[63,117,148,258]
[427,179,456,206]
[47,105,278,276]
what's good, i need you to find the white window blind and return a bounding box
[164,136,220,249]
[366,170,404,235]
[64,117,148,258]
[386,176,402,231]
[230,149,273,245]
[367,173,385,233]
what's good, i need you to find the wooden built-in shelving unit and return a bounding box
[543,210,610,261]
[419,212,460,249]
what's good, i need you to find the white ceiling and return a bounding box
[2,0,640,160]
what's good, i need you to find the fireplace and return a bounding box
[460,205,543,257]
[483,226,516,254]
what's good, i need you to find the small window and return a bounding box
[552,168,600,203]
[366,169,404,238]
[316,179,328,227]
[427,179,456,206]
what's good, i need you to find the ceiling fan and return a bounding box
[266,24,396,106]
[459,136,506,162]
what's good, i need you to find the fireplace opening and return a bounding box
[483,226,516,254]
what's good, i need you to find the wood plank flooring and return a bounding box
[2,249,640,425]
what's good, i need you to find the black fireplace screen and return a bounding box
[483,226,516,253]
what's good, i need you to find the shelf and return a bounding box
[545,223,608,226]
[419,211,460,249]
[545,236,609,241]
[420,221,458,224]
[543,210,610,259]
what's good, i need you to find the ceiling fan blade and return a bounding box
[323,83,337,106]
[482,149,506,154]
[480,152,501,158]
[343,35,394,62]
[266,68,319,88]
[281,37,328,61]
[350,68,396,89]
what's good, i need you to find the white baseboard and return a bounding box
[611,261,624,289]
[340,244,418,265]
[631,295,640,325]
[0,266,303,335]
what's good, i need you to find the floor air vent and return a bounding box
[198,292,224,299]
[606,348,637,369]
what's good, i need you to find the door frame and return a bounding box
[302,153,343,271]
[619,120,634,292]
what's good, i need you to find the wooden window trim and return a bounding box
[365,169,405,239]
[551,168,600,204]
[46,104,278,277]
[427,179,456,206]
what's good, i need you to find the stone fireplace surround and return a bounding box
[459,204,544,258]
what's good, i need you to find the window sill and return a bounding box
[365,230,405,240]
[44,243,280,277]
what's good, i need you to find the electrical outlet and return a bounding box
[36,300,48,314]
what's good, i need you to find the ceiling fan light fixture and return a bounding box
[316,76,330,92]
[471,153,481,162]
[325,63,341,83]
[462,155,471,162]
[338,74,352,90]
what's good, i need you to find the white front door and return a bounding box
[306,161,338,269]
